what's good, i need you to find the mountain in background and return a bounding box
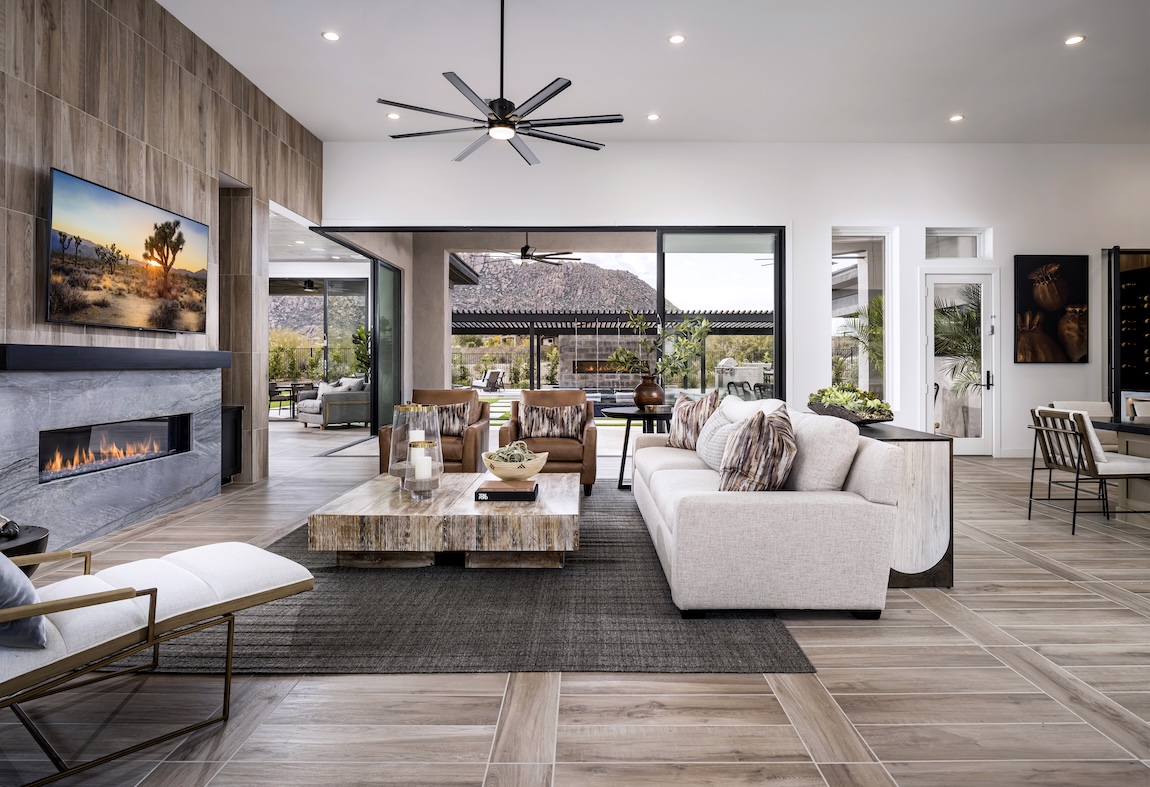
[452,257,658,313]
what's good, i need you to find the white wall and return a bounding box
[322,141,1150,456]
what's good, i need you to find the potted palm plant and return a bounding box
[608,311,711,407]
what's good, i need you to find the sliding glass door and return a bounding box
[658,229,784,399]
[373,259,402,432]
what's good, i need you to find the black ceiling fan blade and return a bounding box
[453,134,493,162]
[512,78,571,119]
[391,126,485,139]
[376,98,485,124]
[442,72,495,117]
[508,135,540,165]
[521,114,624,128]
[518,128,604,151]
[537,252,574,258]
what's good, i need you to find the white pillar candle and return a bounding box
[414,456,432,479]
[409,445,426,461]
[409,428,425,442]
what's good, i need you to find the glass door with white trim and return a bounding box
[927,273,993,454]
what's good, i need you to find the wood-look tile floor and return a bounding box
[5,424,1150,785]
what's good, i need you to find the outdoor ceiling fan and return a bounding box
[376,0,623,165]
[487,232,580,265]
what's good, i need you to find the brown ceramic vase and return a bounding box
[633,375,665,408]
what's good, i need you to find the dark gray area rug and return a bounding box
[156,486,813,674]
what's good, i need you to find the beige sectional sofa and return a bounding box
[632,396,904,617]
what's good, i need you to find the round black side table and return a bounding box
[1,525,51,577]
[602,406,673,490]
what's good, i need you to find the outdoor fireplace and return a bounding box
[572,359,616,374]
[39,415,193,483]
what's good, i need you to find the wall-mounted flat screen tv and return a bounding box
[46,168,210,333]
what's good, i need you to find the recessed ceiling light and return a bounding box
[949,114,965,122]
[321,31,340,41]
[646,113,660,121]
[1064,34,1085,45]
[310,247,324,252]
[386,112,400,120]
[668,34,686,44]
[331,255,341,260]
[295,240,305,245]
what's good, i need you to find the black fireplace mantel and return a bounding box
[0,344,232,371]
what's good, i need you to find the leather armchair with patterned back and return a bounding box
[378,389,491,474]
[499,389,597,496]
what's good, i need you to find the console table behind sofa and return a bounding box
[858,424,953,588]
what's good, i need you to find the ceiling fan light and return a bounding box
[489,124,516,140]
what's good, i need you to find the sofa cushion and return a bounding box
[0,553,46,649]
[648,469,722,534]
[438,401,471,437]
[719,407,797,492]
[296,398,322,414]
[440,435,464,462]
[521,437,585,462]
[635,446,710,487]
[785,411,860,491]
[522,404,584,439]
[338,377,366,392]
[668,390,719,450]
[317,381,348,397]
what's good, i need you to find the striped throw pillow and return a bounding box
[437,401,471,437]
[668,389,720,450]
[719,406,797,492]
[522,404,585,439]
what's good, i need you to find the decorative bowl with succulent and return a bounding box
[482,441,548,481]
[807,384,893,424]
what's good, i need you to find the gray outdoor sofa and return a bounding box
[297,383,371,428]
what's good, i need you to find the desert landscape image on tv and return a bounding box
[47,170,210,333]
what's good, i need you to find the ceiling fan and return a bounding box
[376,0,623,165]
[486,232,580,265]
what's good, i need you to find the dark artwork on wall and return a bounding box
[1014,255,1089,363]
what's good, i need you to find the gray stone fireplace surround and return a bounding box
[0,365,223,549]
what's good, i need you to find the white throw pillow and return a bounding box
[339,377,366,392]
[695,396,787,472]
[318,381,348,398]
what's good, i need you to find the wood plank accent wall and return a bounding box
[0,0,324,480]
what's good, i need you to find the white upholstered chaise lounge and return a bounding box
[0,542,313,786]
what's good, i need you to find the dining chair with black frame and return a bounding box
[1028,407,1150,534]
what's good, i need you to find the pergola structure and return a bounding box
[452,309,775,390]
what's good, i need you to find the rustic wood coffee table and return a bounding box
[308,472,581,568]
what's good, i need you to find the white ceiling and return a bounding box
[158,0,1149,145]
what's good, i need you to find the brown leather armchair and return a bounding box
[499,389,597,496]
[379,389,491,474]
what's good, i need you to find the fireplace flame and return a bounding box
[43,435,164,474]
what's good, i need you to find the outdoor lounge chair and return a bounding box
[1,543,313,785]
[471,369,505,391]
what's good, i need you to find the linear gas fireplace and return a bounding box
[39,415,193,483]
[572,359,616,374]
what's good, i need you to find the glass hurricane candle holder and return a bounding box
[404,439,442,499]
[387,404,442,487]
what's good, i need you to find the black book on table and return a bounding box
[475,480,539,502]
